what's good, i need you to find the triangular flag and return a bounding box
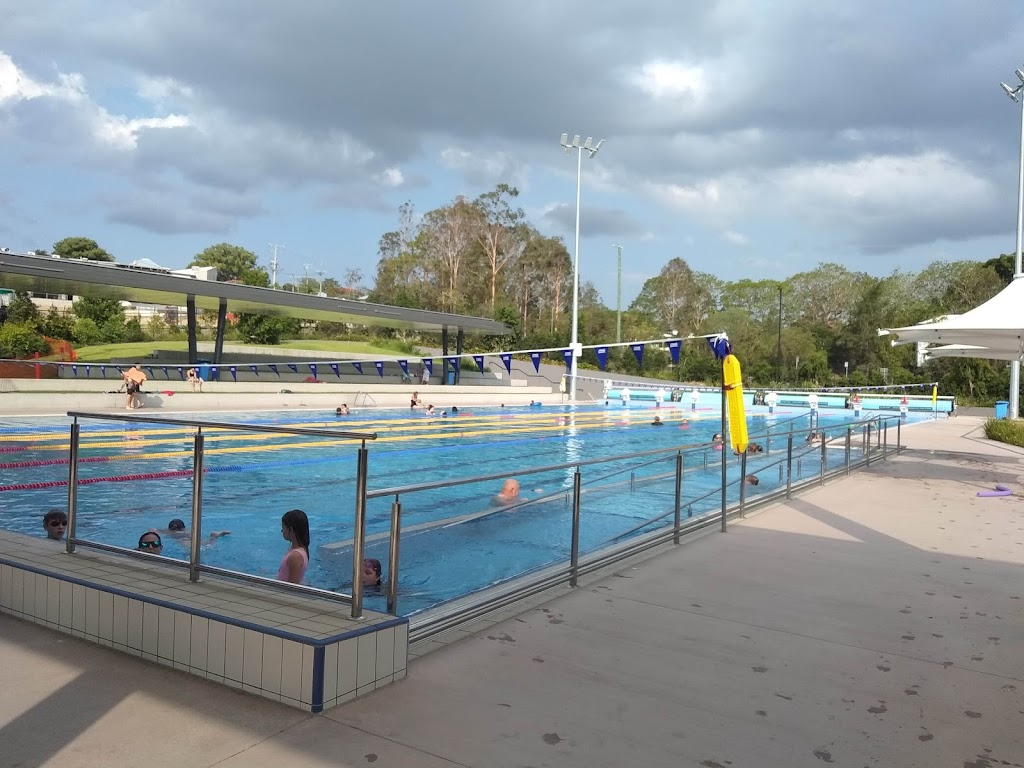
[229,366,237,382]
[398,359,409,377]
[631,343,645,367]
[71,364,78,376]
[473,355,484,373]
[423,359,433,376]
[351,361,363,374]
[707,334,731,360]
[530,352,542,372]
[374,361,385,377]
[666,339,681,365]
[287,364,298,374]
[210,366,218,381]
[268,364,279,377]
[308,364,317,379]
[595,346,608,371]
[500,353,512,374]
[250,365,260,376]
[329,363,340,378]
[562,349,573,369]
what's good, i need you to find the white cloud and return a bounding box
[375,167,405,187]
[439,146,528,189]
[628,59,710,102]
[722,230,748,246]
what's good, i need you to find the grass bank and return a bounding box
[62,340,419,363]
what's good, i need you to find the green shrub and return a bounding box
[0,322,50,358]
[983,418,1024,448]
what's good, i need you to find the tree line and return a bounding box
[7,205,1018,405]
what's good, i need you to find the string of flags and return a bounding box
[22,336,694,381]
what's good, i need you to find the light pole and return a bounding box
[612,243,623,343]
[844,361,849,381]
[776,283,783,383]
[1001,68,1024,419]
[560,133,604,402]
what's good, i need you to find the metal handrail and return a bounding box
[66,410,378,441]
[64,411,372,619]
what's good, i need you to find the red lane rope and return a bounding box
[0,467,206,492]
[0,455,119,470]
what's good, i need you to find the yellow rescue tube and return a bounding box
[722,353,749,453]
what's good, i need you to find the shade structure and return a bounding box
[924,343,1024,362]
[880,279,1024,347]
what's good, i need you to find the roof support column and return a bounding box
[455,328,464,385]
[213,298,228,365]
[441,326,449,386]
[186,295,198,366]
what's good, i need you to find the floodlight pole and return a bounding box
[561,133,604,403]
[613,244,623,343]
[1002,71,1024,419]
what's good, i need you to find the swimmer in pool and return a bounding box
[493,479,520,506]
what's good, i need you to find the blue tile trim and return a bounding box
[311,646,325,713]
[0,555,407,647]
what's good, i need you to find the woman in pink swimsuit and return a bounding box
[276,509,310,584]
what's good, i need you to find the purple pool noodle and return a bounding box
[977,487,1013,497]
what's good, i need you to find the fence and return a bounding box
[56,409,904,636]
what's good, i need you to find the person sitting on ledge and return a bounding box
[43,509,67,541]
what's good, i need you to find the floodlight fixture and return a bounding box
[571,134,581,147]
[1002,82,1020,101]
[586,138,604,158]
[1016,68,1024,83]
[560,133,569,147]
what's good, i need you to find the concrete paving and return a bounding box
[2,416,1022,767]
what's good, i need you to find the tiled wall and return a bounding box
[0,562,407,712]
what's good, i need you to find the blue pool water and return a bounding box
[0,404,922,615]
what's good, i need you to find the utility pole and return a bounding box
[612,243,623,343]
[268,243,285,289]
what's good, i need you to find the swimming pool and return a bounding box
[0,404,924,615]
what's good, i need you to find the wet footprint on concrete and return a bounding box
[867,702,888,714]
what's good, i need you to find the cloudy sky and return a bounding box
[1,1,1022,306]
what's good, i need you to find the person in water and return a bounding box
[335,404,350,416]
[651,415,664,426]
[277,509,310,584]
[744,474,760,486]
[493,479,520,505]
[362,558,383,588]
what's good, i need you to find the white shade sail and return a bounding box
[924,343,1024,362]
[880,279,1024,346]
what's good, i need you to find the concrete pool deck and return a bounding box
[2,415,1022,767]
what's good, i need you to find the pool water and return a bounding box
[0,404,919,615]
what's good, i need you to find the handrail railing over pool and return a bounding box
[363,412,904,636]
[63,411,378,619]
[58,408,906,632]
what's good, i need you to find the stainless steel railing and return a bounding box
[63,411,378,618]
[363,412,903,639]
[59,408,905,631]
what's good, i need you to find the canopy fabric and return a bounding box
[924,342,1024,362]
[880,279,1024,346]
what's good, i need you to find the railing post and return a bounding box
[65,420,80,555]
[820,432,827,485]
[845,428,852,475]
[765,426,771,455]
[569,467,582,587]
[673,452,683,544]
[883,421,888,460]
[703,450,708,470]
[351,442,369,619]
[865,423,872,467]
[739,450,747,517]
[785,435,794,499]
[897,417,902,455]
[386,495,402,615]
[188,429,205,582]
